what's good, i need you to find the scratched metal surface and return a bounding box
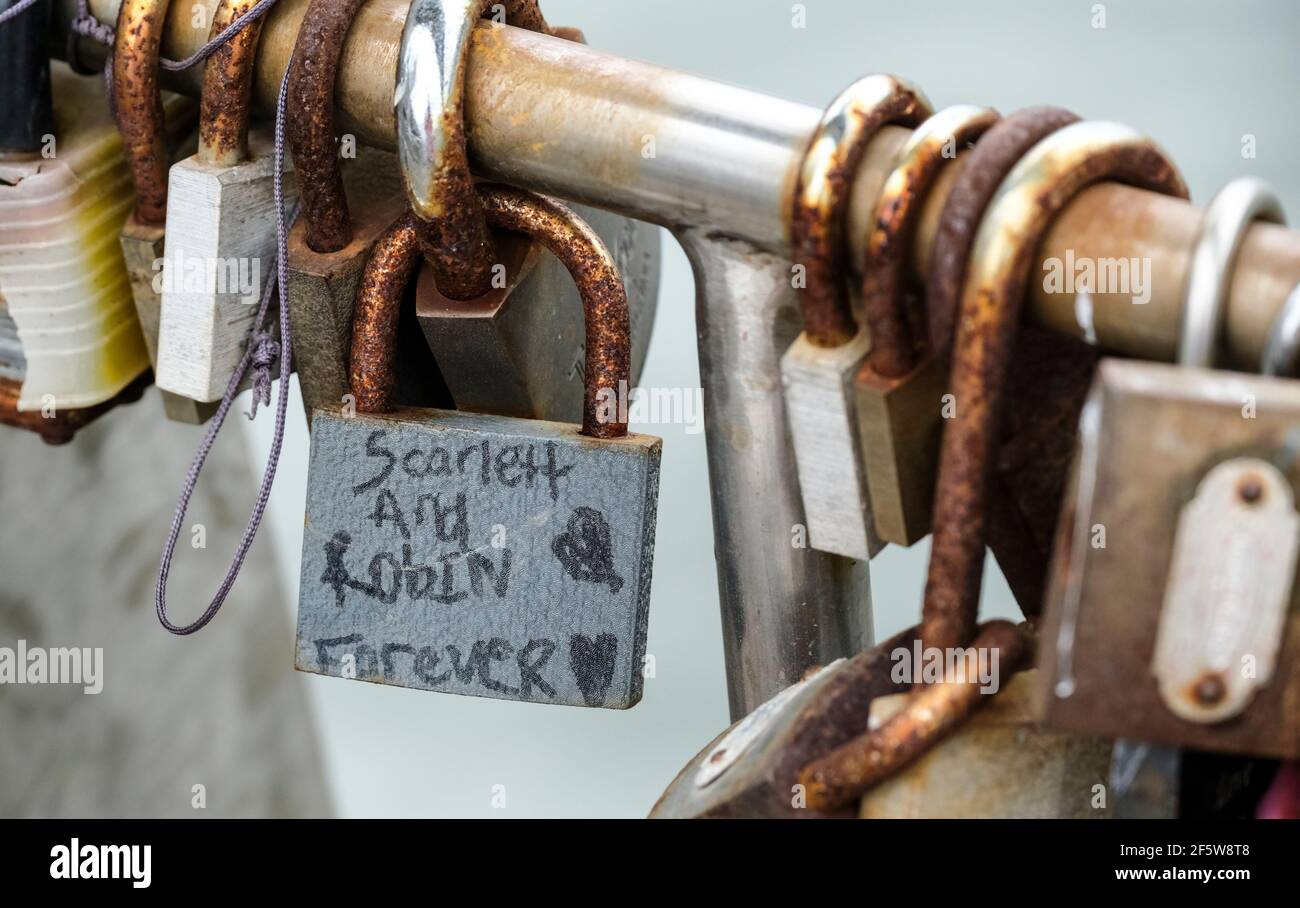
[296,407,662,709]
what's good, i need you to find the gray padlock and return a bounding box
[295,186,661,710]
[417,205,660,422]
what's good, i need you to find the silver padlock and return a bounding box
[155,0,297,404]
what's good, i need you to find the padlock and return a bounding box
[403,5,661,421]
[111,0,215,424]
[154,0,297,404]
[285,0,410,418]
[851,104,999,546]
[1037,177,1300,760]
[780,74,930,562]
[650,627,916,818]
[790,121,1187,817]
[294,185,662,710]
[1,54,158,443]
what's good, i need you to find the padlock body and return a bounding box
[120,215,219,424]
[296,407,662,710]
[155,129,296,402]
[288,148,407,417]
[855,354,947,546]
[1037,359,1300,759]
[417,204,661,423]
[780,329,884,560]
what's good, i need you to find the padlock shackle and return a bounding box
[797,620,1030,811]
[350,186,631,439]
[790,74,930,349]
[197,0,266,167]
[926,107,1082,366]
[112,0,172,226]
[396,0,552,300]
[1180,177,1286,371]
[922,122,1187,654]
[859,105,999,379]
[286,0,369,253]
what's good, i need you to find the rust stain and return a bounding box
[790,77,929,349]
[350,187,629,440]
[351,212,421,415]
[287,0,369,253]
[478,185,630,440]
[860,107,998,379]
[198,0,265,167]
[797,621,1030,812]
[112,0,171,226]
[0,375,150,445]
[926,107,1082,365]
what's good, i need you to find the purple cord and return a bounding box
[154,63,298,636]
[0,0,40,27]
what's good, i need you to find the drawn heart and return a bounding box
[569,634,618,707]
[551,507,625,593]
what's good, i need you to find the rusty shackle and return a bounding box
[111,0,265,224]
[197,0,264,166]
[921,121,1188,654]
[286,0,369,253]
[396,0,553,300]
[112,0,171,225]
[858,105,999,378]
[790,74,931,349]
[798,620,1031,811]
[794,118,1188,815]
[927,107,1083,365]
[350,186,631,439]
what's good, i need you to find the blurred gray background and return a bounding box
[5,0,1297,819]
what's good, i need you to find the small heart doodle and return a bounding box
[551,506,625,593]
[569,633,618,707]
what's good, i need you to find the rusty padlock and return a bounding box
[1038,176,1300,761]
[399,0,660,423]
[294,185,662,709]
[154,0,297,405]
[780,74,930,561]
[792,121,1191,817]
[851,104,999,546]
[285,0,410,418]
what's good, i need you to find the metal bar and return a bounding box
[53,0,1300,715]
[57,0,1300,369]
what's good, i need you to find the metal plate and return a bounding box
[1037,359,1300,758]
